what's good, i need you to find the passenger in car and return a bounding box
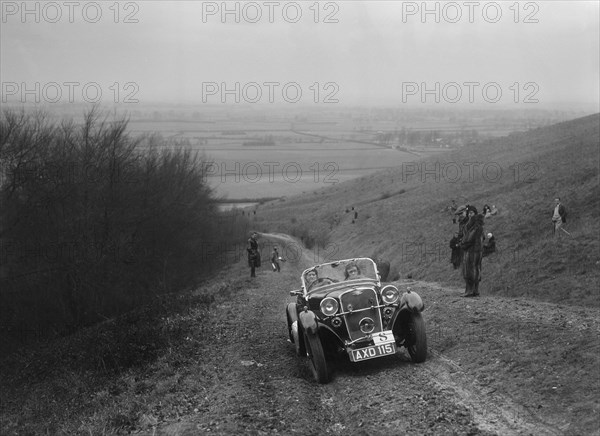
[344,262,362,280]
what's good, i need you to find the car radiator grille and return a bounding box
[340,287,383,341]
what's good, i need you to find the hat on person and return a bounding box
[454,205,467,215]
[487,232,493,238]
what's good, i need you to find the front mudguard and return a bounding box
[298,309,319,335]
[392,290,425,341]
[287,304,312,357]
[400,290,424,313]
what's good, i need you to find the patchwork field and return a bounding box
[126,110,553,199]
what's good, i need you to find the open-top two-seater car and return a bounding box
[286,258,427,383]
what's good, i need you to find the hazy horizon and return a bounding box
[2,1,599,109]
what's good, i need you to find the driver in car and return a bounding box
[305,268,335,290]
[344,262,362,280]
[305,269,319,289]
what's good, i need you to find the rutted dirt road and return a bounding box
[156,233,599,435]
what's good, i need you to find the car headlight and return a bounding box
[320,297,339,316]
[381,285,400,304]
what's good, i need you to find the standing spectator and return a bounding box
[450,199,458,213]
[451,205,469,269]
[552,197,568,237]
[375,258,391,282]
[247,232,260,278]
[460,206,484,297]
[271,246,281,272]
[446,199,458,223]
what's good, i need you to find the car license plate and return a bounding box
[349,342,396,362]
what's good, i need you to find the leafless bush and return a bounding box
[0,109,249,345]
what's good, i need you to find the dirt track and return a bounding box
[156,233,599,435]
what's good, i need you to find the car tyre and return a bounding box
[406,312,427,363]
[303,330,329,384]
[292,322,306,357]
[287,304,305,357]
[286,304,297,343]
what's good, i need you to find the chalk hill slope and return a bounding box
[258,113,600,306]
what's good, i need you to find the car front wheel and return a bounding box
[303,330,329,384]
[406,312,427,363]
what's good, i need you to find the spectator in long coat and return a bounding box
[460,206,484,297]
[451,205,469,269]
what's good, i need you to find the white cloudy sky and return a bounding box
[1,1,599,108]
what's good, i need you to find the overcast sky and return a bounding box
[1,1,599,108]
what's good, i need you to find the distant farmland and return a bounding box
[126,115,540,200]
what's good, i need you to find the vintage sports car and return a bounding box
[286,258,427,383]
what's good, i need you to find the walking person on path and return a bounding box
[551,197,568,238]
[271,246,281,272]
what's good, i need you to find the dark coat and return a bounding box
[461,214,484,283]
[452,216,470,269]
[375,258,391,282]
[457,215,469,241]
[449,235,462,269]
[247,237,260,267]
[552,204,567,223]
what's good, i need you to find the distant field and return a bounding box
[200,144,417,199]
[126,114,546,199]
[128,119,437,199]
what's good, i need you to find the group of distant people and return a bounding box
[481,203,498,218]
[246,197,569,285]
[448,200,498,297]
[445,200,497,224]
[449,204,487,297]
[447,196,569,297]
[246,232,286,278]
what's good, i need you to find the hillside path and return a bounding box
[156,233,599,435]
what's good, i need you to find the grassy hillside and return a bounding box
[256,114,600,307]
